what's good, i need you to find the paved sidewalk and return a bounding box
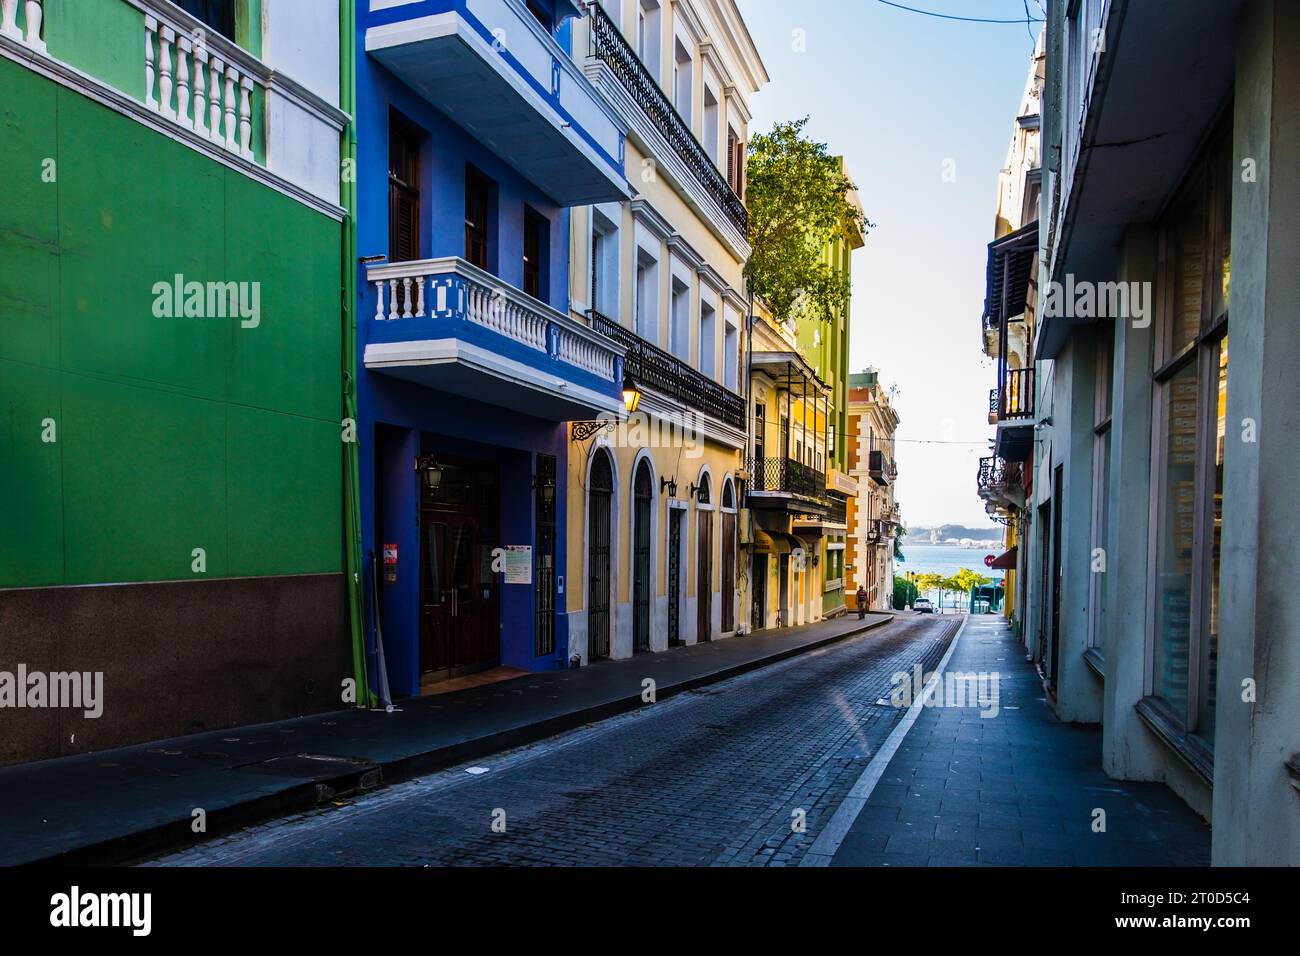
[831,616,1211,866]
[0,612,890,866]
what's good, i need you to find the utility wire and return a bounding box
[876,0,1042,24]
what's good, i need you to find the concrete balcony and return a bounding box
[748,456,830,518]
[583,2,749,255]
[364,257,626,421]
[977,456,1026,513]
[867,450,896,487]
[364,0,629,205]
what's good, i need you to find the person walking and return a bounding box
[855,585,868,620]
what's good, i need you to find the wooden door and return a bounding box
[587,451,613,660]
[697,510,712,642]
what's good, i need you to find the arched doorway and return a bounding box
[587,449,613,660]
[721,478,736,633]
[633,459,653,653]
[696,473,712,643]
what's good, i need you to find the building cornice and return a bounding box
[0,33,345,221]
[586,58,751,261]
[631,198,674,241]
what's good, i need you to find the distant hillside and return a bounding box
[904,524,1004,541]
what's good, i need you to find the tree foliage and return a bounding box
[893,575,918,611]
[950,568,993,593]
[914,572,945,594]
[744,117,871,324]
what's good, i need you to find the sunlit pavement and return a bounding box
[830,617,1211,867]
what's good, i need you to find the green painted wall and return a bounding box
[42,0,267,164]
[0,58,342,588]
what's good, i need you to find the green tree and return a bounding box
[951,568,993,593]
[915,572,944,597]
[744,117,871,323]
[893,525,906,563]
[893,575,918,611]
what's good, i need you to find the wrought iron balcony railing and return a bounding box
[748,456,827,501]
[586,309,744,428]
[868,449,895,485]
[977,456,1024,493]
[997,366,1035,421]
[588,2,748,235]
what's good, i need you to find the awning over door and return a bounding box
[989,546,1018,570]
[752,531,804,555]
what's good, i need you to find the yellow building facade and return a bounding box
[562,0,766,661]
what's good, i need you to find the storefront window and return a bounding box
[1153,361,1198,713]
[1088,336,1113,653]
[1149,123,1230,745]
[1197,339,1228,738]
[1169,184,1205,356]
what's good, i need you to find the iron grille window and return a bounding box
[668,508,682,646]
[534,453,557,657]
[633,461,653,653]
[588,451,614,660]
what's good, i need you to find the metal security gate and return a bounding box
[534,453,556,657]
[633,461,652,653]
[697,509,712,642]
[721,510,736,633]
[668,508,683,647]
[696,476,712,643]
[587,450,613,660]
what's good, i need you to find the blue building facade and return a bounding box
[354,0,630,697]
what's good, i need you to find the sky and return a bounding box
[737,0,1043,529]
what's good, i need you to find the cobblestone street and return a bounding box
[148,616,959,867]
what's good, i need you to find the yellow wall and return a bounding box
[565,433,741,613]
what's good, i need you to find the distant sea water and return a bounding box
[896,544,1006,584]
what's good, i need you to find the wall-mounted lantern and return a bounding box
[532,469,557,508]
[622,374,642,414]
[660,476,677,497]
[416,454,444,492]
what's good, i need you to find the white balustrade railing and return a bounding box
[1,0,46,52]
[144,8,258,161]
[367,257,621,383]
[555,326,616,381]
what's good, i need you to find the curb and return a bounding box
[30,614,895,866]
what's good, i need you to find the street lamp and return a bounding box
[416,454,444,493]
[532,470,556,507]
[622,374,641,414]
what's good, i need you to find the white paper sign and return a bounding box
[503,545,532,585]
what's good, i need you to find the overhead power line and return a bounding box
[876,0,1043,24]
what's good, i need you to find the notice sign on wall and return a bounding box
[503,545,532,585]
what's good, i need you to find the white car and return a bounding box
[914,598,934,614]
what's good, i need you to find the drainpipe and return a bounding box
[341,0,373,708]
[744,285,754,498]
